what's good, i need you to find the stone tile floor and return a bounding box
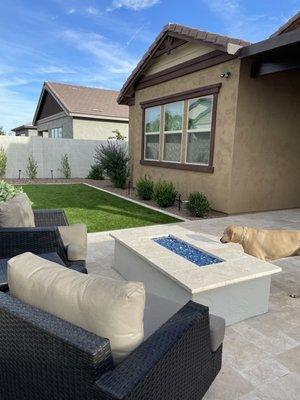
[87,209,300,400]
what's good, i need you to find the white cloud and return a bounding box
[85,7,101,15]
[108,0,160,11]
[66,8,76,15]
[202,0,284,42]
[0,86,36,130]
[34,66,76,74]
[61,29,138,75]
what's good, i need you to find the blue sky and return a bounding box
[0,0,298,131]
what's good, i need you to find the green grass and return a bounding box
[22,184,180,233]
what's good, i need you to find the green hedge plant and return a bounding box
[26,154,38,179]
[187,192,210,217]
[153,180,177,208]
[60,154,71,179]
[94,142,129,189]
[87,164,104,180]
[0,146,7,178]
[0,181,23,204]
[136,175,154,200]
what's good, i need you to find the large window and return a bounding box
[50,127,62,138]
[142,85,218,172]
[186,96,213,165]
[144,106,160,160]
[163,101,183,162]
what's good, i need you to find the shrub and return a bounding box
[136,175,154,200]
[26,154,38,179]
[87,164,104,180]
[108,129,126,140]
[0,146,7,178]
[60,154,71,179]
[187,192,210,217]
[153,180,177,208]
[0,181,23,204]
[94,142,129,189]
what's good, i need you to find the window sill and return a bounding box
[140,160,214,173]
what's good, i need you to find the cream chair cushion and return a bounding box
[8,252,145,364]
[58,224,87,261]
[0,193,35,227]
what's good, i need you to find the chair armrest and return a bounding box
[0,227,67,261]
[0,292,114,397]
[96,301,215,400]
[33,209,69,227]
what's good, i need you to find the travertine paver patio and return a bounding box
[87,209,300,400]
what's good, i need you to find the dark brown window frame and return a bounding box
[140,83,221,173]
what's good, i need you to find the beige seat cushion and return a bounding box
[8,252,145,364]
[58,224,87,261]
[0,193,35,227]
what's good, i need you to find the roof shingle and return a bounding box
[46,82,128,120]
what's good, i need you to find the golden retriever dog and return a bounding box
[220,225,300,261]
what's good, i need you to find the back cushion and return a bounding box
[0,193,35,227]
[8,252,145,364]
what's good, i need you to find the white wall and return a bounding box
[0,136,127,179]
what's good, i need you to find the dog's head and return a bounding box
[220,225,243,243]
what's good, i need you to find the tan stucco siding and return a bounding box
[129,58,241,213]
[145,42,214,75]
[229,61,300,213]
[72,119,129,140]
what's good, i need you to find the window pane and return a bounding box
[186,132,210,164]
[188,97,213,131]
[164,102,183,132]
[145,134,160,160]
[163,133,181,162]
[145,106,160,133]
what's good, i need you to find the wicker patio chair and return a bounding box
[32,208,69,227]
[0,293,222,400]
[0,225,87,292]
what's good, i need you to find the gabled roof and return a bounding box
[12,124,37,132]
[33,82,129,124]
[270,11,300,37]
[117,23,250,105]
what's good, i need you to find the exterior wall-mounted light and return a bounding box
[220,72,231,79]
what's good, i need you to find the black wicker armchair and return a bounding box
[0,293,222,400]
[0,209,87,291]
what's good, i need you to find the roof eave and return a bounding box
[237,29,300,58]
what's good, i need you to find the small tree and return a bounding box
[108,129,126,140]
[0,126,6,136]
[60,154,71,179]
[26,154,38,179]
[0,146,7,178]
[94,141,129,188]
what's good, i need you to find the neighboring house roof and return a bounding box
[118,23,250,105]
[33,82,129,124]
[12,124,37,132]
[270,11,300,37]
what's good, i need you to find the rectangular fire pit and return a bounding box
[111,226,281,325]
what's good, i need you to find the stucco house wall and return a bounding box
[36,113,73,138]
[15,128,38,137]
[72,118,129,140]
[129,57,241,214]
[229,61,300,213]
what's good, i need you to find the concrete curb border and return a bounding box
[84,183,189,222]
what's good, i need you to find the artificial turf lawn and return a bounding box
[22,184,180,233]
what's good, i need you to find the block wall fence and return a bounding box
[0,136,127,179]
